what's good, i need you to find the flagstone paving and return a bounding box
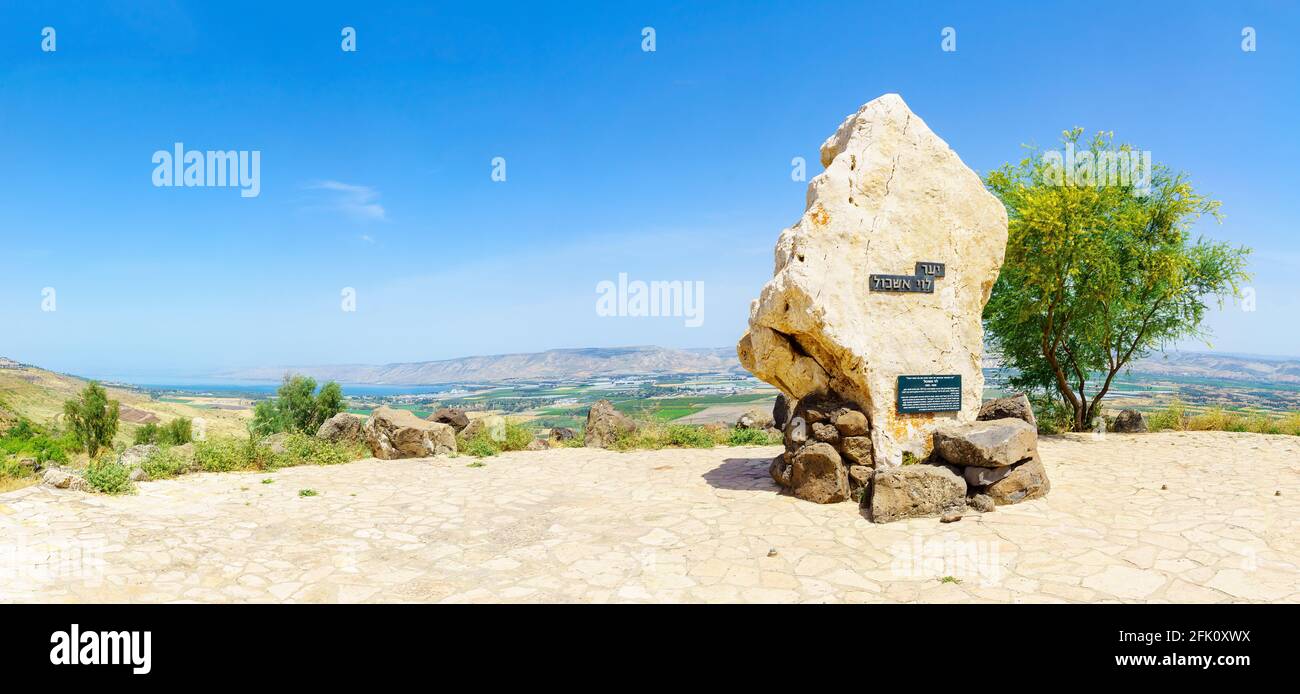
[2,431,1297,603]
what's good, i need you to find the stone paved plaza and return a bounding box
[2,431,1297,603]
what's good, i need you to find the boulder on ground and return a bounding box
[317,412,364,443]
[934,418,1038,468]
[524,439,549,451]
[737,408,774,430]
[584,399,636,448]
[118,444,158,470]
[42,468,90,492]
[773,393,790,430]
[870,465,967,523]
[790,442,849,504]
[984,456,1051,505]
[429,407,471,433]
[550,427,576,442]
[362,406,456,460]
[977,393,1037,429]
[737,93,1009,467]
[462,415,506,443]
[1112,409,1148,433]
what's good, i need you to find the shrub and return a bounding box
[459,432,499,458]
[134,422,159,445]
[273,432,359,467]
[501,420,534,452]
[252,376,345,435]
[140,447,188,480]
[84,459,133,494]
[158,418,193,445]
[63,382,120,459]
[1,426,72,465]
[1147,400,1186,432]
[194,437,269,472]
[727,427,780,446]
[0,457,35,480]
[666,425,716,449]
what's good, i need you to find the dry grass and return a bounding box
[1146,401,1300,436]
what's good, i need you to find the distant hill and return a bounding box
[0,358,247,439]
[220,346,1300,387]
[1125,351,1300,385]
[217,346,745,385]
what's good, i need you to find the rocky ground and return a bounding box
[1,431,1296,603]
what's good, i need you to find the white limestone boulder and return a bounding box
[738,94,1008,467]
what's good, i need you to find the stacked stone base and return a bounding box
[770,393,1051,523]
[769,393,874,504]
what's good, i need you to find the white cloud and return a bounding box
[304,181,387,222]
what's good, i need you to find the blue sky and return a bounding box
[1,1,1296,379]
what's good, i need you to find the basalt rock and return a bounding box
[429,407,471,433]
[773,393,790,430]
[1112,409,1148,433]
[363,406,456,460]
[977,393,1037,429]
[790,442,849,504]
[869,465,967,523]
[317,412,364,443]
[984,456,1051,505]
[737,93,1009,468]
[584,399,636,449]
[933,418,1038,468]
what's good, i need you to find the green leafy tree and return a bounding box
[983,129,1251,431]
[252,376,346,435]
[63,382,120,458]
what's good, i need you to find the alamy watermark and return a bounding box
[890,534,1003,587]
[596,273,704,327]
[1041,142,1152,196]
[152,143,261,198]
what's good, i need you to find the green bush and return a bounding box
[273,432,359,467]
[0,420,73,464]
[1147,400,1186,432]
[458,432,500,458]
[158,418,193,445]
[63,382,120,459]
[727,427,780,446]
[140,447,189,480]
[0,457,35,480]
[194,437,268,472]
[501,420,534,452]
[84,459,133,494]
[666,425,716,448]
[252,376,345,435]
[134,422,159,445]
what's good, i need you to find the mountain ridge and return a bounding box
[215,346,743,384]
[210,346,1300,386]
